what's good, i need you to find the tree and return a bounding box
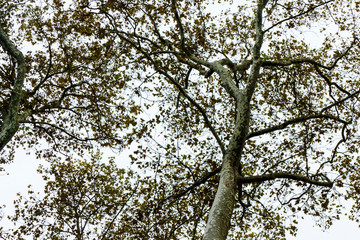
[7,152,139,240]
[0,0,140,167]
[3,0,360,239]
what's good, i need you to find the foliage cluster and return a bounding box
[1,0,360,239]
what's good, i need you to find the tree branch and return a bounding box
[263,57,335,70]
[321,89,360,113]
[100,181,139,240]
[157,68,226,154]
[314,64,350,97]
[262,37,357,71]
[238,172,333,188]
[264,0,334,33]
[20,121,101,142]
[103,10,226,154]
[171,0,189,54]
[0,26,26,151]
[164,167,220,202]
[247,113,349,139]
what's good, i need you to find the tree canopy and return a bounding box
[7,152,138,240]
[2,0,360,239]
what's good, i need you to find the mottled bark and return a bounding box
[0,26,26,151]
[202,2,267,239]
[203,97,251,240]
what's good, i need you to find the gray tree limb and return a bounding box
[238,172,333,188]
[0,26,26,151]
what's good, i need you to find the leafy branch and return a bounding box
[238,172,333,188]
[248,113,349,139]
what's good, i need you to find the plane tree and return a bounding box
[2,0,360,239]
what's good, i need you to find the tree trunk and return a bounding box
[203,96,251,240]
[203,2,267,239]
[0,26,26,151]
